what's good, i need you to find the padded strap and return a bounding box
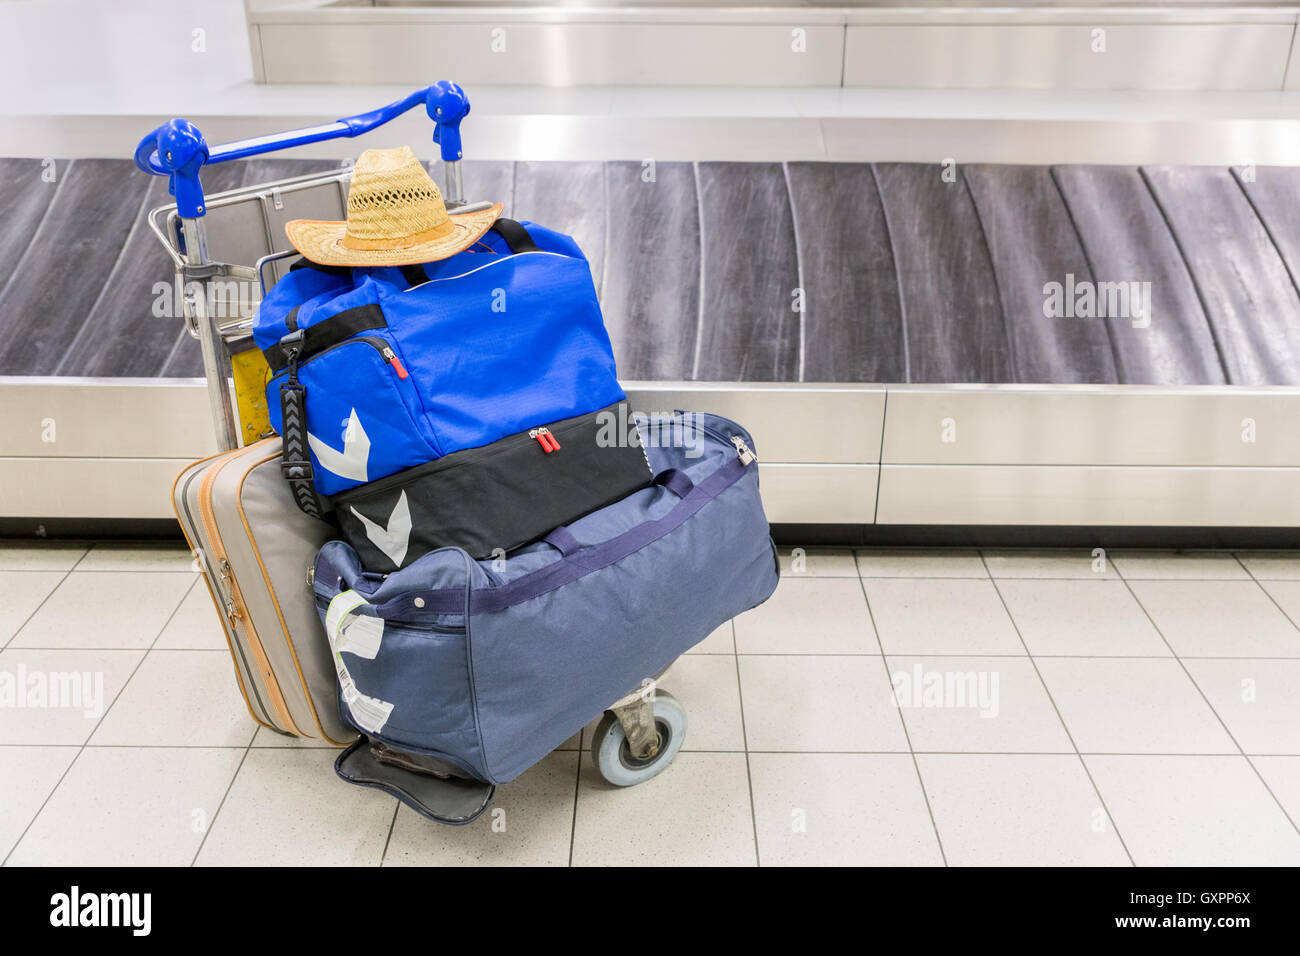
[279,380,324,519]
[489,218,540,253]
[655,468,695,500]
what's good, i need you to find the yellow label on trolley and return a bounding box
[230,348,274,446]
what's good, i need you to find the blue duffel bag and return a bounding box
[312,411,779,785]
[253,219,626,500]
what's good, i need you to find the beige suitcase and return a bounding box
[172,437,354,745]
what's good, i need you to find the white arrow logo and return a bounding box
[309,408,370,483]
[351,490,411,569]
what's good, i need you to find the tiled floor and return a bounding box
[2,540,1299,867]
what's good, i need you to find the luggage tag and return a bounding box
[324,590,395,735]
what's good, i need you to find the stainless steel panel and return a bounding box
[760,464,879,524]
[15,112,1300,168]
[258,22,844,86]
[11,379,1300,526]
[812,116,1300,167]
[0,379,885,465]
[844,23,1294,90]
[0,378,215,458]
[0,457,189,519]
[876,464,1300,526]
[623,383,886,464]
[881,386,1300,467]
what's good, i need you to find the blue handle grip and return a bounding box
[134,82,471,219]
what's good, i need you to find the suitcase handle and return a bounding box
[133,81,472,219]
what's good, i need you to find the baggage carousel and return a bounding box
[4,156,1300,539]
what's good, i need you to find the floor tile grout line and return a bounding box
[860,574,1259,582]
[379,800,401,867]
[17,743,1300,755]
[978,552,1137,867]
[2,575,199,867]
[9,567,204,574]
[189,743,255,867]
[853,569,948,866]
[730,622,761,867]
[1115,559,1300,837]
[856,573,1259,581]
[3,567,205,574]
[2,563,82,652]
[69,541,192,572]
[1224,553,1300,833]
[735,652,1300,660]
[6,646,281,653]
[1232,552,1300,637]
[568,732,581,867]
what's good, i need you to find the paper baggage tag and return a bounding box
[325,590,395,734]
[336,667,394,736]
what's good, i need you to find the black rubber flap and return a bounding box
[335,738,494,826]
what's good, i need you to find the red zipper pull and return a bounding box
[530,428,559,453]
[381,346,408,379]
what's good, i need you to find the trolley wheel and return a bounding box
[590,690,687,787]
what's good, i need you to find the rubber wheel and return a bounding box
[590,690,687,787]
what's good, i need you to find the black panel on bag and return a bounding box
[332,402,653,569]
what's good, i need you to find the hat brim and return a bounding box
[284,202,504,268]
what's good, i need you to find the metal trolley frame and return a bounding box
[133,82,686,785]
[133,80,482,452]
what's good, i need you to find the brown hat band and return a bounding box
[341,216,457,251]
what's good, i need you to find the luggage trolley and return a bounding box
[133,82,688,790]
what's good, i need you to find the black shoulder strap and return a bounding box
[289,257,351,277]
[489,218,539,253]
[392,225,532,291]
[262,303,388,374]
[398,264,427,287]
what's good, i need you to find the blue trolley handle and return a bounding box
[133,80,471,219]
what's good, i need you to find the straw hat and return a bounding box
[284,146,502,267]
